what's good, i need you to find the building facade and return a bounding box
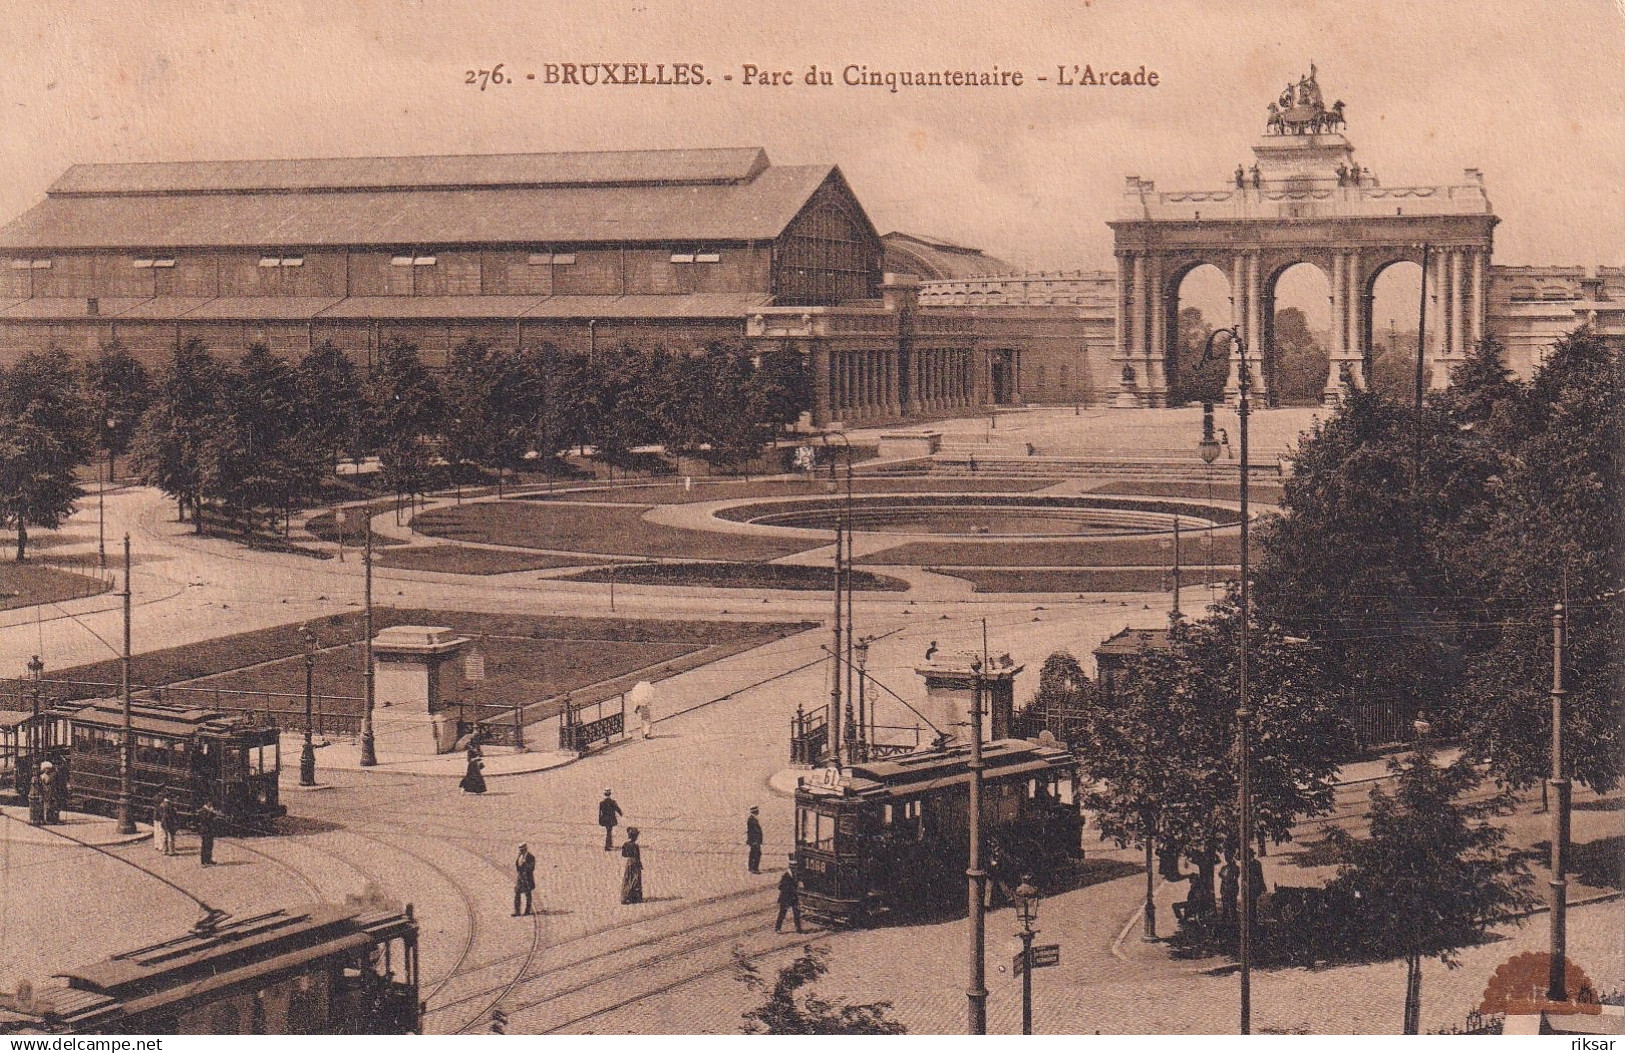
[0,136,1614,428]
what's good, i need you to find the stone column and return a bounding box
[811,344,832,426]
[1246,254,1262,356]
[1324,252,1348,403]
[1456,250,1469,357]
[1231,254,1245,334]
[1427,253,1450,390]
[1345,250,1358,390]
[1132,255,1148,358]
[1470,249,1486,348]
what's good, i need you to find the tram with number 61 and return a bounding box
[792,738,1083,927]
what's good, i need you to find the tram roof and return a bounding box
[68,698,265,738]
[54,905,414,996]
[802,739,1074,800]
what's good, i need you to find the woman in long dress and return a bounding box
[460,750,487,794]
[620,827,643,904]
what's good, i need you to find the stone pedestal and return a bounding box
[372,626,471,755]
[913,652,1024,744]
[878,431,940,459]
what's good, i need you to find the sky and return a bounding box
[3,0,1623,273]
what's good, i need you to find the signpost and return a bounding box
[1011,944,1060,977]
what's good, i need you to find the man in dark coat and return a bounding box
[745,806,764,874]
[775,855,804,933]
[513,844,536,916]
[599,789,623,851]
[197,802,219,866]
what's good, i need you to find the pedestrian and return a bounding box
[513,844,536,916]
[630,681,654,740]
[39,762,60,825]
[197,802,219,866]
[745,806,764,874]
[775,855,804,933]
[599,789,623,851]
[154,794,172,855]
[1219,852,1240,929]
[161,793,180,856]
[620,827,643,904]
[459,749,487,794]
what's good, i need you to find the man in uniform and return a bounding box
[775,855,804,933]
[599,789,623,851]
[197,802,219,866]
[513,844,536,916]
[745,806,764,874]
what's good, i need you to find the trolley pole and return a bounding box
[116,535,136,835]
[359,520,378,767]
[300,624,317,787]
[1547,603,1570,1001]
[830,520,843,764]
[966,657,988,1035]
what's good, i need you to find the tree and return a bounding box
[1085,598,1346,892]
[735,945,907,1035]
[441,338,508,488]
[1170,306,1225,405]
[297,341,368,471]
[1270,306,1327,405]
[366,339,444,512]
[201,344,320,533]
[1320,745,1534,1033]
[131,340,226,531]
[1448,329,1624,791]
[1252,388,1493,746]
[1013,650,1097,743]
[0,349,92,561]
[536,347,599,464]
[81,343,152,479]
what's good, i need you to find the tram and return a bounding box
[66,698,285,832]
[0,905,420,1035]
[792,738,1083,927]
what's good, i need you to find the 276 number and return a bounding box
[465,65,507,90]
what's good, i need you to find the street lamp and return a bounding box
[359,516,378,767]
[99,416,117,571]
[821,431,855,764]
[1014,877,1042,1035]
[854,636,871,761]
[300,623,318,786]
[1198,327,1255,1035]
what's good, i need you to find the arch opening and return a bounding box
[1265,262,1332,406]
[1366,261,1429,402]
[1167,263,1231,405]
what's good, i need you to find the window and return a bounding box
[796,807,836,850]
[133,257,175,269]
[671,250,721,264]
[259,256,305,268]
[670,253,695,264]
[527,253,576,266]
[9,258,51,270]
[390,255,437,267]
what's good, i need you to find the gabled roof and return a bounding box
[0,149,845,250]
[48,148,772,195]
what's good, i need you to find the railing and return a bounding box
[558,694,625,754]
[0,678,365,739]
[790,705,829,766]
[1431,1011,1504,1036]
[459,699,526,750]
[859,723,924,760]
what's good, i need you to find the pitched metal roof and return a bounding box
[0,151,842,250]
[49,148,772,195]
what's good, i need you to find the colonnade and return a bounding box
[1114,242,1491,406]
[827,347,901,422]
[821,346,980,423]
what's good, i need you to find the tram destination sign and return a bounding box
[1012,943,1061,977]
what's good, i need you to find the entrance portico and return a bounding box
[1109,66,1497,407]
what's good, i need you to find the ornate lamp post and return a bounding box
[966,656,988,1035]
[1199,327,1254,1035]
[26,654,44,755]
[854,636,871,761]
[300,623,318,786]
[359,515,378,767]
[1014,877,1042,1035]
[116,535,136,835]
[99,415,117,571]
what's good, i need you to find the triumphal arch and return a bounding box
[1108,66,1498,406]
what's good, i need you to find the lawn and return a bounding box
[859,533,1243,568]
[413,501,817,561]
[374,545,605,575]
[0,562,112,611]
[560,562,910,592]
[40,610,816,728]
[935,566,1238,594]
[304,499,410,547]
